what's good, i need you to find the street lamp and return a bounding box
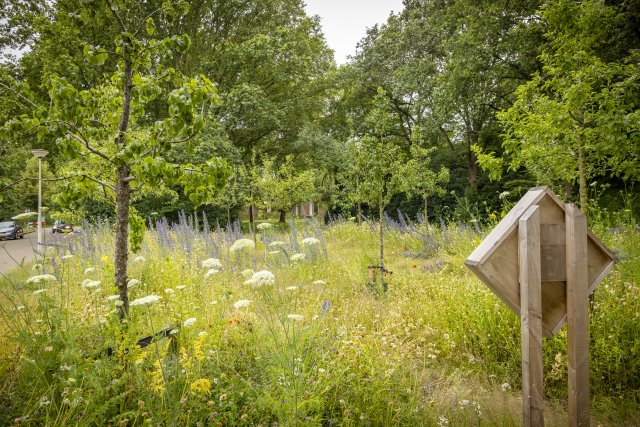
[31,149,48,254]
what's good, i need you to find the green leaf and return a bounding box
[146,17,155,36]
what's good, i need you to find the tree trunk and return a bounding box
[114,58,133,319]
[423,195,429,223]
[468,131,479,191]
[378,202,384,272]
[279,209,286,223]
[115,165,131,318]
[226,206,231,228]
[357,202,362,224]
[577,142,587,213]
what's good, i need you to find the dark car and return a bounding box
[52,220,74,233]
[0,221,24,240]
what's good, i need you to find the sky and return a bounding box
[304,0,405,65]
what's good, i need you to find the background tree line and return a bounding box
[1,0,638,227]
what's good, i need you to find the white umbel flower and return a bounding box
[26,274,57,284]
[201,258,222,269]
[312,280,327,286]
[84,267,95,275]
[132,255,146,263]
[233,299,251,309]
[183,317,197,327]
[129,295,161,307]
[290,253,306,262]
[301,237,320,245]
[287,314,304,321]
[256,222,272,230]
[127,278,141,288]
[81,280,101,289]
[204,269,220,278]
[268,241,285,248]
[106,295,121,302]
[241,268,255,280]
[243,270,275,288]
[230,238,255,252]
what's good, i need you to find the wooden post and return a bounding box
[566,204,590,426]
[519,205,544,427]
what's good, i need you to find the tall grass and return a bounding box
[0,215,638,426]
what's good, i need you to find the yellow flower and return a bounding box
[101,254,109,262]
[190,378,211,394]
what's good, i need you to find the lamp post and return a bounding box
[31,149,48,254]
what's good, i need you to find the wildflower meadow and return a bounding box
[0,214,638,426]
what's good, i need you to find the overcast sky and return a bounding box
[304,0,405,65]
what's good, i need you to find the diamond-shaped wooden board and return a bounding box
[465,187,616,338]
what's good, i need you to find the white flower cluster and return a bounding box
[81,279,101,289]
[241,269,255,280]
[244,270,275,288]
[130,295,161,307]
[268,241,285,248]
[230,238,255,252]
[132,255,146,263]
[290,253,306,262]
[287,314,304,321]
[301,237,320,245]
[26,274,57,284]
[312,280,326,286]
[204,269,220,278]
[233,299,251,309]
[256,222,272,230]
[183,317,197,327]
[127,278,141,288]
[201,258,222,269]
[84,267,95,275]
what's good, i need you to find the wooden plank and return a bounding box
[566,204,590,427]
[519,205,544,427]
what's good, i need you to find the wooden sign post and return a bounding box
[465,188,616,427]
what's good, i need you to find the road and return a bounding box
[0,229,55,275]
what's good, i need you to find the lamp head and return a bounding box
[31,149,49,158]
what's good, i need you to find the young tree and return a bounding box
[259,156,316,223]
[2,0,228,317]
[358,88,407,274]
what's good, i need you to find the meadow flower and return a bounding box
[32,263,42,271]
[286,286,298,291]
[33,289,47,296]
[106,295,121,302]
[82,280,101,289]
[204,269,220,278]
[301,237,320,245]
[501,382,511,392]
[190,378,211,393]
[244,270,275,287]
[499,191,511,200]
[268,241,285,248]
[312,280,326,286]
[84,267,95,275]
[287,314,304,321]
[127,278,141,288]
[256,222,272,230]
[233,299,251,309]
[164,288,175,295]
[26,274,57,284]
[230,238,255,252]
[183,317,197,327]
[290,253,306,262]
[201,258,222,269]
[129,295,161,307]
[132,255,146,263]
[241,268,255,279]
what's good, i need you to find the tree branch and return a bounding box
[80,174,116,192]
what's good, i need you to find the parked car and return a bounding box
[52,220,74,233]
[0,221,24,240]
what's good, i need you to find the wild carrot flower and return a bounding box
[127,278,141,288]
[312,280,326,286]
[290,253,306,262]
[230,238,255,252]
[132,255,145,263]
[301,237,320,245]
[286,286,298,291]
[81,279,101,289]
[190,378,211,393]
[233,299,251,309]
[201,258,222,269]
[105,295,121,302]
[241,269,255,280]
[204,269,220,278]
[244,270,275,287]
[183,318,197,327]
[130,295,161,307]
[26,274,57,284]
[256,222,272,230]
[84,267,95,275]
[268,241,285,248]
[287,314,304,321]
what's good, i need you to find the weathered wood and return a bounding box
[519,205,544,427]
[566,204,590,427]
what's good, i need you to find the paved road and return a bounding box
[0,229,54,275]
